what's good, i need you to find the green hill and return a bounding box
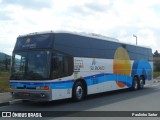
[0,52,6,61]
[0,52,11,61]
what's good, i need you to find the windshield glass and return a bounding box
[10,50,51,80]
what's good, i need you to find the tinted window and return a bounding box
[90,49,105,58]
[54,33,152,61]
[52,51,73,79]
[14,34,53,51]
[90,39,105,49]
[55,33,90,49]
[10,51,51,80]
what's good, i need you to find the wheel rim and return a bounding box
[76,86,83,100]
[134,79,138,90]
[140,79,144,88]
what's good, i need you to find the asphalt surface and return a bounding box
[0,92,22,107]
[0,80,160,120]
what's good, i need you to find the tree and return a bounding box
[153,50,160,57]
[153,50,160,72]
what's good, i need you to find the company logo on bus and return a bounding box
[26,38,31,43]
[91,58,105,71]
[92,58,96,65]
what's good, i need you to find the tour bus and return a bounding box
[10,31,153,101]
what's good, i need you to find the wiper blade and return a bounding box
[27,72,43,79]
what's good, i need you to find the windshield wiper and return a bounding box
[26,71,44,79]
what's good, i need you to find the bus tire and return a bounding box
[72,81,84,102]
[132,77,138,90]
[138,76,144,89]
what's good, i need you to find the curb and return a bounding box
[0,102,9,107]
[0,99,22,107]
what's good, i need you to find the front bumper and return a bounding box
[10,89,52,101]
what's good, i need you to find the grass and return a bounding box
[0,72,10,93]
[154,71,160,79]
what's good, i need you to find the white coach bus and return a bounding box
[10,31,153,101]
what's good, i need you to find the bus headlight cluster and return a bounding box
[36,86,50,90]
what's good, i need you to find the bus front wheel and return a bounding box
[72,81,84,102]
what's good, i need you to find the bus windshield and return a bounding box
[10,50,51,80]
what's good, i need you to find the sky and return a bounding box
[0,0,160,55]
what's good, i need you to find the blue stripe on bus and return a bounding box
[10,73,133,89]
[84,74,132,88]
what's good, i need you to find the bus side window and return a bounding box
[52,52,73,79]
[53,54,64,78]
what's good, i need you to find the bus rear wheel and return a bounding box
[132,77,138,90]
[72,81,84,102]
[138,76,144,89]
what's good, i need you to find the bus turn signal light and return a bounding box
[44,86,50,90]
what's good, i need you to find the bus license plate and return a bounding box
[23,92,29,96]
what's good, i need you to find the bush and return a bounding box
[154,72,160,79]
[0,72,10,93]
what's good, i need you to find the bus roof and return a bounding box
[18,30,151,49]
[18,30,119,41]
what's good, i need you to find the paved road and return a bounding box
[0,82,160,120]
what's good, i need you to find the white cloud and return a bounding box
[137,28,159,51]
[0,0,160,55]
[1,0,52,10]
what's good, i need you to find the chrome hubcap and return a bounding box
[140,79,144,88]
[134,80,138,89]
[76,86,83,99]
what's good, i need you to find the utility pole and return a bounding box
[133,34,137,45]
